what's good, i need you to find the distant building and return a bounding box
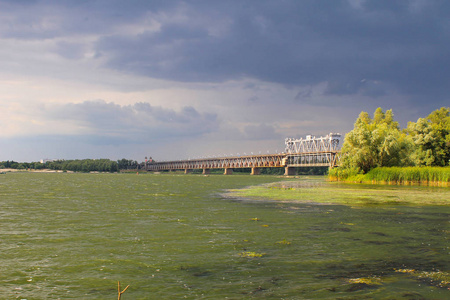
[40,159,54,164]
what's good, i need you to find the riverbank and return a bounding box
[0,168,64,173]
[328,166,450,187]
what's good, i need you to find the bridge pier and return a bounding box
[251,167,261,175]
[224,168,233,175]
[284,167,296,176]
[185,169,192,174]
[202,168,210,175]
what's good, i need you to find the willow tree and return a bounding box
[407,107,450,166]
[340,108,412,173]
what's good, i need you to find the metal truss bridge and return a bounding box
[147,133,341,175]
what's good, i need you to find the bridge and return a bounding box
[146,133,341,175]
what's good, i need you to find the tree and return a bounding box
[340,108,412,173]
[407,107,450,166]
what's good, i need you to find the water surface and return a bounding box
[0,173,448,299]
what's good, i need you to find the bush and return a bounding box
[328,167,360,181]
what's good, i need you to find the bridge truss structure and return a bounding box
[285,133,341,153]
[146,133,341,175]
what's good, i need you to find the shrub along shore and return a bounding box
[329,166,450,186]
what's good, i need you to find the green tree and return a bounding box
[340,108,412,173]
[407,107,450,166]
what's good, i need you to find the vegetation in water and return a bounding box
[238,251,265,258]
[330,107,450,183]
[329,166,450,185]
[275,239,291,245]
[228,177,450,206]
[347,276,382,285]
[394,269,450,289]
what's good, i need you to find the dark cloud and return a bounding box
[93,0,450,102]
[1,0,450,104]
[43,100,219,144]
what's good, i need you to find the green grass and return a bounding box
[329,166,450,185]
[366,166,450,183]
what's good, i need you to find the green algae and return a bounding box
[228,177,450,206]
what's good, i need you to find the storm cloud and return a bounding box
[0,0,448,161]
[2,0,449,100]
[95,0,450,102]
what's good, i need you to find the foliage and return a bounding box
[117,158,141,170]
[333,107,450,182]
[328,167,360,181]
[0,160,45,170]
[406,107,450,166]
[45,159,119,173]
[0,158,151,173]
[339,108,413,173]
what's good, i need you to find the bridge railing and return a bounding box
[285,151,340,167]
[147,133,341,173]
[147,154,286,171]
[147,151,340,172]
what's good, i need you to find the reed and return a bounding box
[328,167,360,181]
[366,166,450,184]
[329,166,450,185]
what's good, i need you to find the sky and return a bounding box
[0,0,449,162]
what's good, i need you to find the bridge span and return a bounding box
[146,133,341,175]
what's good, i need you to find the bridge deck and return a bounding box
[147,151,340,173]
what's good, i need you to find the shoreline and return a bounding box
[0,168,70,173]
[328,177,449,187]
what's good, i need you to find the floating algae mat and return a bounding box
[228,177,450,206]
[0,173,448,299]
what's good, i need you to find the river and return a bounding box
[0,173,448,299]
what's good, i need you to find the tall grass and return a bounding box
[366,166,450,184]
[329,166,450,184]
[328,167,362,181]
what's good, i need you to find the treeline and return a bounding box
[46,159,119,172]
[0,160,46,170]
[330,107,450,183]
[1,158,147,173]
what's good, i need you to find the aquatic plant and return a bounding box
[394,268,415,273]
[347,276,382,285]
[238,251,265,258]
[275,239,291,245]
[228,178,450,205]
[395,269,450,289]
[416,271,450,289]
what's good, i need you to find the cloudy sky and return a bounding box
[0,0,449,162]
